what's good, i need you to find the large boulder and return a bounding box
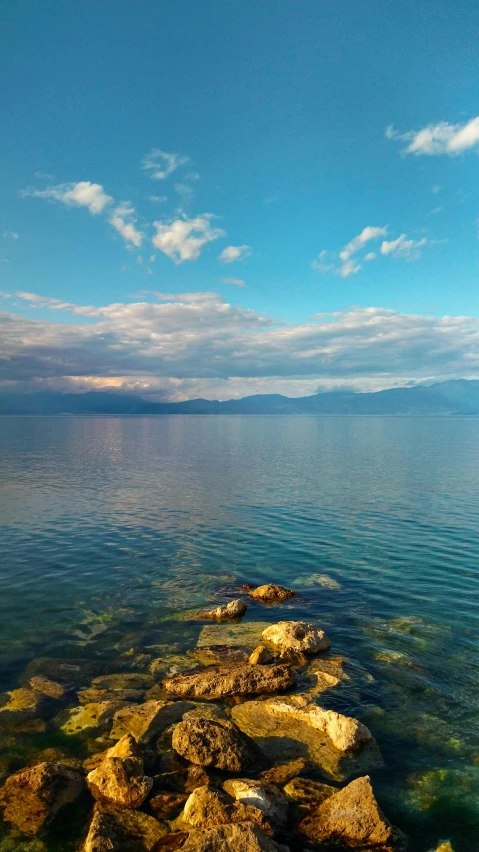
[298,775,395,847]
[180,822,290,852]
[223,778,288,826]
[247,585,295,603]
[180,785,270,831]
[191,600,248,621]
[172,717,261,772]
[110,700,188,744]
[0,762,83,835]
[264,699,372,752]
[86,734,153,808]
[262,622,330,655]
[163,663,295,700]
[83,802,168,851]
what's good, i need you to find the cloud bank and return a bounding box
[1,291,479,400]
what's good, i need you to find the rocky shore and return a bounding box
[0,583,454,851]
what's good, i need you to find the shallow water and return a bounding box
[0,415,479,850]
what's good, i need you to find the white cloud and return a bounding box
[152,215,225,263]
[2,231,19,240]
[364,252,376,261]
[339,226,388,263]
[380,234,428,260]
[3,295,479,398]
[311,250,335,274]
[218,245,251,264]
[221,277,246,287]
[147,195,168,203]
[387,117,479,156]
[141,149,190,180]
[22,181,113,214]
[109,203,143,247]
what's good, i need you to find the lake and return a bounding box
[1,415,479,850]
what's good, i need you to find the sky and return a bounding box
[2,0,479,400]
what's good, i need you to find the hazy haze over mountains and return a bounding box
[2,380,479,416]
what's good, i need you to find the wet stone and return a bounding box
[283,776,336,808]
[298,775,397,848]
[179,784,270,832]
[60,701,124,735]
[110,700,190,745]
[247,585,296,603]
[191,600,248,621]
[78,687,145,705]
[249,646,274,665]
[0,688,48,720]
[258,757,309,786]
[180,822,290,852]
[262,621,330,655]
[83,802,169,851]
[24,657,107,687]
[188,645,251,666]
[86,734,153,809]
[27,676,70,700]
[163,663,295,700]
[172,717,262,772]
[197,622,271,650]
[0,762,84,835]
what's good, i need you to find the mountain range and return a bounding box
[2,380,479,415]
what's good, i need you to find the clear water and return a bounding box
[0,415,478,851]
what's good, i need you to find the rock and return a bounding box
[182,703,227,721]
[0,762,83,835]
[192,600,248,621]
[172,718,261,772]
[179,785,269,831]
[83,802,168,851]
[110,700,189,745]
[249,646,274,665]
[86,734,153,808]
[0,688,47,719]
[164,664,295,701]
[24,657,106,687]
[283,777,335,807]
[298,775,395,847]
[60,701,123,735]
[149,792,188,819]
[262,622,330,655]
[259,757,309,786]
[264,700,372,751]
[92,673,154,690]
[78,687,145,705]
[197,622,271,650]
[248,585,295,603]
[231,698,381,782]
[223,778,288,826]
[429,844,454,852]
[180,822,290,852]
[28,676,70,700]
[189,645,250,666]
[150,656,201,678]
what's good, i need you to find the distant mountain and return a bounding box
[2,380,479,415]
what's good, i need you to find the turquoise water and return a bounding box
[1,415,479,850]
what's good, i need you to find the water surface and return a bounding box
[1,416,478,850]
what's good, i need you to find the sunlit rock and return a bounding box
[262,622,330,655]
[190,600,248,621]
[223,778,288,826]
[172,717,262,772]
[110,699,188,744]
[0,762,83,835]
[249,646,274,665]
[179,785,270,831]
[163,663,295,700]
[247,585,296,603]
[180,822,290,852]
[83,802,168,851]
[60,701,124,735]
[86,734,153,808]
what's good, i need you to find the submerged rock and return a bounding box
[28,676,70,700]
[24,657,106,687]
[263,698,372,751]
[232,698,381,782]
[172,717,261,772]
[249,646,274,665]
[196,622,271,650]
[0,762,83,835]
[0,688,48,720]
[223,778,288,826]
[180,822,290,852]
[191,600,248,621]
[189,645,250,667]
[298,775,395,847]
[83,802,168,851]
[110,700,189,745]
[262,622,330,655]
[180,785,270,831]
[247,585,296,603]
[163,663,295,700]
[86,734,153,808]
[60,700,123,735]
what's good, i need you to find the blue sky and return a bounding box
[1,0,479,399]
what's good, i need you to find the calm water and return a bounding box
[1,416,479,850]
